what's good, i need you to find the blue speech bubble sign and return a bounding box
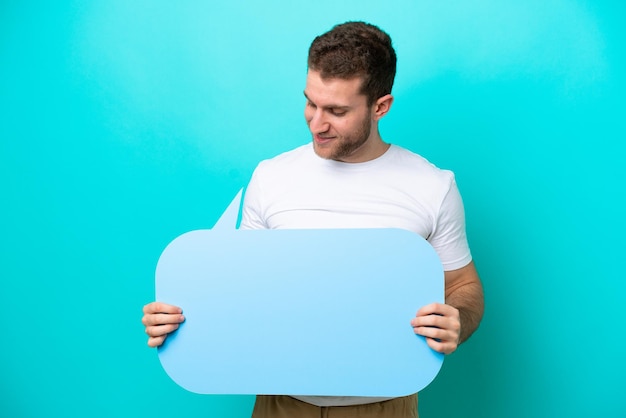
[156,191,444,397]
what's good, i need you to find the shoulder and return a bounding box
[249,144,319,188]
[386,145,455,187]
[256,144,313,171]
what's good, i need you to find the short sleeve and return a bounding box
[239,165,269,230]
[428,177,472,271]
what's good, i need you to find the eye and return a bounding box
[306,100,317,109]
[330,109,347,117]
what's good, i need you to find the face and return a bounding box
[304,70,377,162]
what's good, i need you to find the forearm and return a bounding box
[446,281,484,344]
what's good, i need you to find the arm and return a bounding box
[411,261,484,354]
[142,302,186,347]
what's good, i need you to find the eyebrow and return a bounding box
[303,92,351,111]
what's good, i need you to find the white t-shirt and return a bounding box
[239,143,472,407]
[241,143,471,271]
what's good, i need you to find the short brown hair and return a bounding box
[307,21,397,105]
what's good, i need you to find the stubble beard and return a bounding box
[313,116,372,162]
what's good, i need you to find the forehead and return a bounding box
[304,70,367,107]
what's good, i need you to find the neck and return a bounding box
[336,132,389,163]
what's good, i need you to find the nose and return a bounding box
[306,108,329,134]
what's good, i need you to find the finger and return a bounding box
[416,302,456,317]
[412,312,460,331]
[413,325,459,354]
[145,323,180,338]
[142,312,185,327]
[424,337,457,355]
[411,314,449,329]
[413,323,457,342]
[143,302,182,315]
[147,335,166,348]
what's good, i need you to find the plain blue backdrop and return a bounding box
[1,1,624,416]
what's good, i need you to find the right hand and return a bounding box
[142,302,185,347]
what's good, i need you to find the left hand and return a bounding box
[411,303,461,355]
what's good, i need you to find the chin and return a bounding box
[312,143,335,160]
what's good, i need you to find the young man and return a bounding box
[143,21,484,418]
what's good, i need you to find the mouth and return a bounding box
[314,134,335,145]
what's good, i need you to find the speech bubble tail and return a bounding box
[212,189,243,230]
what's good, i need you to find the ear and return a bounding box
[372,94,394,121]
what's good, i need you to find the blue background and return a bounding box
[1,1,624,416]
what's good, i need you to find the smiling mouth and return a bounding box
[314,135,335,144]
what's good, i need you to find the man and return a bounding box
[143,21,484,418]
